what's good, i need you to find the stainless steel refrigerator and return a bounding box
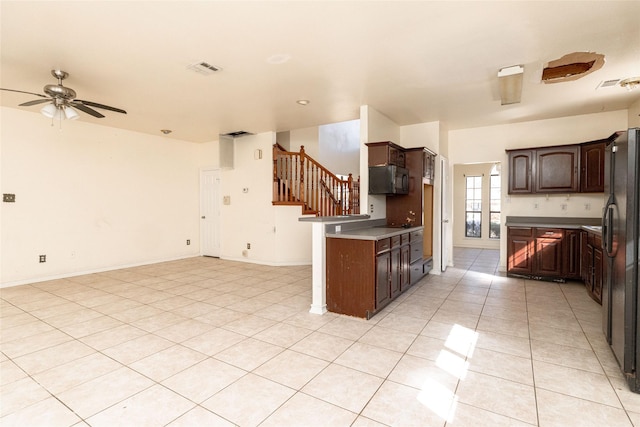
[602,127,640,393]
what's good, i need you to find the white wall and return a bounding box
[289,126,319,160]
[219,132,312,265]
[449,109,629,270]
[318,119,360,177]
[1,107,208,286]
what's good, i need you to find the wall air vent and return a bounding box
[187,61,222,75]
[222,131,254,138]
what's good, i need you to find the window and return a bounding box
[465,176,482,238]
[490,164,501,239]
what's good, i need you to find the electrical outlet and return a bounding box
[247,243,251,249]
[39,255,46,263]
[584,203,591,211]
[3,193,16,203]
[186,239,190,245]
[561,204,567,211]
[533,203,539,210]
[370,204,374,213]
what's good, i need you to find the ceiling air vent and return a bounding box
[597,79,621,89]
[222,131,254,138]
[187,61,222,75]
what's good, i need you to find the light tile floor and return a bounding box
[2,248,640,426]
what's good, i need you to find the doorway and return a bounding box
[200,169,221,257]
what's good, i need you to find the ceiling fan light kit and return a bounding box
[0,69,127,124]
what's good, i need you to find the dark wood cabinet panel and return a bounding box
[400,244,411,292]
[580,142,605,192]
[507,227,534,275]
[376,251,392,308]
[536,236,563,277]
[326,238,376,318]
[326,230,418,319]
[508,139,608,195]
[507,150,534,194]
[366,141,406,167]
[535,146,579,193]
[593,247,603,303]
[508,226,603,301]
[562,229,581,279]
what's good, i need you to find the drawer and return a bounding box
[401,233,410,245]
[391,235,401,248]
[535,228,563,239]
[508,227,533,237]
[410,230,423,242]
[376,238,391,253]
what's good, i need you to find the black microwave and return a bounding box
[368,165,409,195]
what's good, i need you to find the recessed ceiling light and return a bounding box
[267,54,291,65]
[160,129,172,135]
[296,100,310,106]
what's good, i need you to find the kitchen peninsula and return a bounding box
[301,216,432,319]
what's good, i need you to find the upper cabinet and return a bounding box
[535,146,579,193]
[580,141,606,193]
[506,135,613,195]
[507,150,534,194]
[366,141,406,168]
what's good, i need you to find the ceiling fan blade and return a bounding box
[70,102,105,118]
[0,88,48,98]
[19,99,52,107]
[75,99,127,114]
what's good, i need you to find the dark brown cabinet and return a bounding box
[535,146,579,193]
[580,141,605,192]
[326,230,416,319]
[507,150,534,194]
[507,227,534,275]
[562,229,581,279]
[535,228,563,277]
[581,229,603,304]
[366,141,406,167]
[507,226,581,280]
[507,136,613,195]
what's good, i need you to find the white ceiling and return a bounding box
[1,1,639,143]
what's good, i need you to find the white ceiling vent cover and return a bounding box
[187,61,222,75]
[598,79,621,89]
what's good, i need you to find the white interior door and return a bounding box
[440,156,452,271]
[200,169,220,257]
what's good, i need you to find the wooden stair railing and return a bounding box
[273,144,360,217]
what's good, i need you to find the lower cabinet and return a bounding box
[327,231,423,319]
[507,226,603,304]
[507,226,579,281]
[581,230,603,304]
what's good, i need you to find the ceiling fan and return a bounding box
[0,69,127,120]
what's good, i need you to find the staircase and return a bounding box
[273,144,360,217]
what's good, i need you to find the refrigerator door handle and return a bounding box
[602,195,612,256]
[602,196,616,258]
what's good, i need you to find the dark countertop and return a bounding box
[299,215,371,223]
[326,225,422,241]
[505,216,601,229]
